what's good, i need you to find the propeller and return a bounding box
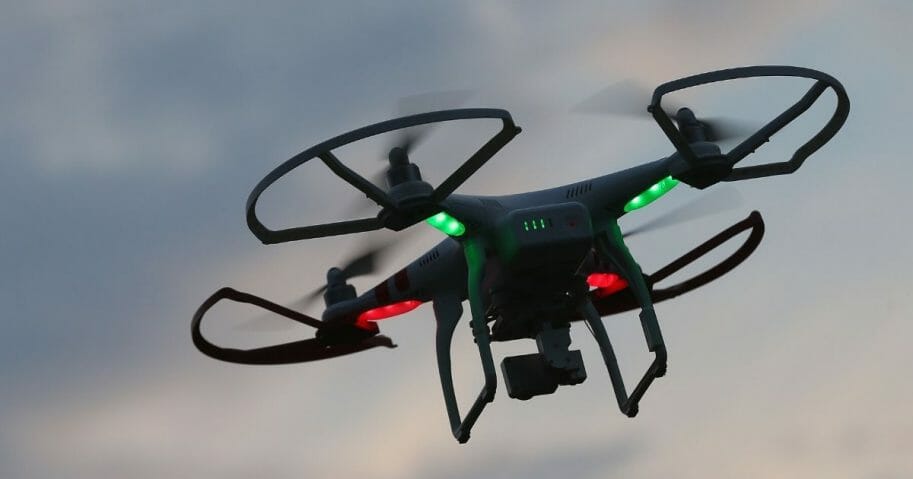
[382,90,476,162]
[302,236,397,304]
[622,186,744,238]
[236,236,402,331]
[342,90,476,218]
[573,79,758,142]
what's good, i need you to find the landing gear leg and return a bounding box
[587,223,668,416]
[431,238,497,443]
[580,300,666,417]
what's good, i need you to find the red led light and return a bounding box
[356,300,423,329]
[586,273,629,297]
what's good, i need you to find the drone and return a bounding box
[192,66,848,443]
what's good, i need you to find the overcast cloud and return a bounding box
[2,1,912,478]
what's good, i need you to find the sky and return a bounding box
[1,1,911,478]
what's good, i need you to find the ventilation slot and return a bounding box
[565,182,593,198]
[419,248,440,267]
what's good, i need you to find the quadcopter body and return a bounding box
[192,66,848,443]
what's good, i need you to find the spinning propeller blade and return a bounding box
[698,117,758,143]
[623,186,743,238]
[237,236,402,331]
[573,79,661,117]
[345,90,476,216]
[383,90,476,159]
[574,79,758,142]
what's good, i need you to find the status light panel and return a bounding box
[522,218,553,232]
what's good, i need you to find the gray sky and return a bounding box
[2,1,912,478]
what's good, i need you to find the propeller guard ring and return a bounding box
[191,287,394,365]
[650,65,849,182]
[246,108,521,244]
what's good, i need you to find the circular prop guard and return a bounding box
[246,108,521,245]
[191,287,395,365]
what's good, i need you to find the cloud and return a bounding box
[2,1,912,478]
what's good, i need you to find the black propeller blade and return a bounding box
[574,79,757,142]
[623,186,744,238]
[574,79,670,117]
[236,236,401,331]
[691,115,758,143]
[301,236,393,300]
[382,89,476,161]
[343,90,475,216]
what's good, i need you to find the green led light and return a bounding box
[623,176,679,213]
[425,211,465,237]
[539,219,546,229]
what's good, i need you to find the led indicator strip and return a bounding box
[586,272,628,297]
[426,212,465,237]
[624,176,679,212]
[523,218,551,231]
[356,300,423,329]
